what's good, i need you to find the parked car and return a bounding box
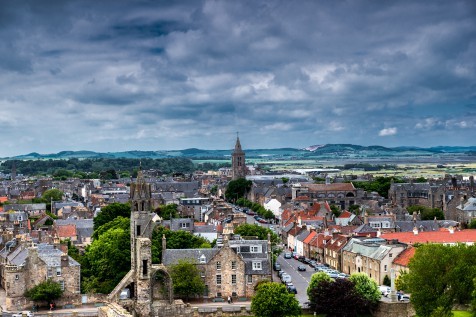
[281,274,292,284]
[297,265,307,271]
[287,284,297,294]
[379,286,391,297]
[273,263,281,271]
[12,312,34,317]
[297,255,305,262]
[327,272,339,279]
[337,273,349,279]
[278,270,285,278]
[284,252,292,259]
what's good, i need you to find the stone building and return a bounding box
[341,237,407,285]
[292,182,357,210]
[388,181,445,209]
[162,229,272,299]
[0,241,81,311]
[231,136,246,180]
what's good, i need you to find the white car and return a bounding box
[12,311,34,317]
[379,285,391,297]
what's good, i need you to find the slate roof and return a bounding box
[394,220,439,232]
[296,230,310,242]
[306,183,356,191]
[37,243,80,267]
[194,225,218,234]
[162,248,220,265]
[342,238,396,261]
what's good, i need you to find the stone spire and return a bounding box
[232,134,246,180]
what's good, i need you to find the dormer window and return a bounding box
[250,246,260,253]
[252,261,262,270]
[200,254,206,263]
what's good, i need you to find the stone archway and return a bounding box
[151,267,173,304]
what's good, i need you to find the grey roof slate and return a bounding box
[37,243,80,267]
[342,238,394,261]
[162,248,220,265]
[56,219,93,229]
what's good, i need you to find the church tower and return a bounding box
[232,135,246,180]
[129,167,156,316]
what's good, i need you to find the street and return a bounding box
[274,253,313,305]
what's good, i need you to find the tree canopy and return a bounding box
[155,204,178,220]
[348,273,381,305]
[308,278,366,317]
[169,259,206,300]
[25,279,63,303]
[152,226,211,263]
[402,243,476,317]
[225,178,252,202]
[307,272,332,298]
[406,205,445,220]
[82,226,131,294]
[93,202,131,231]
[352,176,404,198]
[42,189,64,202]
[251,282,301,317]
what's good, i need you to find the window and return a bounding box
[56,267,61,277]
[217,292,222,298]
[181,222,190,228]
[200,254,206,263]
[250,246,259,253]
[15,274,19,280]
[47,267,52,278]
[143,260,148,276]
[18,216,23,221]
[136,225,141,236]
[231,261,236,270]
[252,261,262,270]
[384,265,387,272]
[247,275,253,284]
[389,253,393,258]
[216,275,222,285]
[231,274,236,285]
[59,280,65,291]
[216,261,221,270]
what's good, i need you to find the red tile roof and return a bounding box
[303,231,317,244]
[338,210,352,219]
[56,224,77,238]
[393,246,415,267]
[381,229,476,245]
[0,197,8,203]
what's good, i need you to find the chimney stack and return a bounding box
[413,226,419,235]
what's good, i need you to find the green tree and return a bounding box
[234,224,279,245]
[82,227,131,293]
[352,177,404,198]
[251,282,301,317]
[155,204,178,220]
[93,202,131,231]
[169,259,205,300]
[152,226,211,263]
[209,185,218,196]
[383,274,391,287]
[92,216,129,240]
[307,272,332,298]
[349,273,381,305]
[42,189,64,202]
[308,278,364,317]
[469,219,476,229]
[330,204,341,218]
[225,178,252,202]
[25,279,63,304]
[405,244,476,317]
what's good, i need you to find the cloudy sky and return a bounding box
[1,0,475,157]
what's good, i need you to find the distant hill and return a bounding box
[4,144,476,160]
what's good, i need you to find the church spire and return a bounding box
[231,134,246,180]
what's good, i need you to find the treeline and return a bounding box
[351,176,404,198]
[0,158,196,176]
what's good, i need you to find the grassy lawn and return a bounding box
[453,311,473,317]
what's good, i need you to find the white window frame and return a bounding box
[216,261,221,270]
[247,275,252,284]
[252,261,262,270]
[56,267,62,276]
[250,246,260,253]
[231,274,236,285]
[216,274,222,285]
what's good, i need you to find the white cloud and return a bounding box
[378,127,398,136]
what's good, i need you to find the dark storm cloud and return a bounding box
[0,0,475,156]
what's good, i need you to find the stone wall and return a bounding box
[372,301,415,317]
